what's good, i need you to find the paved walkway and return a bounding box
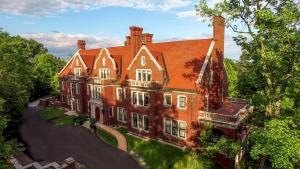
[97,124,127,152]
[20,102,141,169]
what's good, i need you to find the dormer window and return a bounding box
[74,68,82,77]
[99,68,110,79]
[136,69,151,81]
[141,56,146,66]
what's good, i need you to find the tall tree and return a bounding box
[196,0,300,116]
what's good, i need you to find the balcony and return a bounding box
[198,103,253,129]
[127,80,161,88]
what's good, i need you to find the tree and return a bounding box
[224,58,239,97]
[250,118,300,169]
[31,53,66,98]
[196,0,300,116]
[0,116,24,168]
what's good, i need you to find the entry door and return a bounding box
[95,107,100,121]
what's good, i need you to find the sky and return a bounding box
[0,0,241,60]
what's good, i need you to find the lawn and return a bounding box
[38,107,65,120]
[96,129,118,148]
[38,107,85,126]
[52,116,77,126]
[117,128,214,169]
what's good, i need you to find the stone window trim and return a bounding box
[177,95,187,110]
[131,91,150,107]
[136,69,152,82]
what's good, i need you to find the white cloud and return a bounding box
[0,0,193,16]
[21,32,122,57]
[176,10,197,18]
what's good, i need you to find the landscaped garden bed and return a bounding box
[117,127,214,169]
[96,129,118,148]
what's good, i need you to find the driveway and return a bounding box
[19,101,141,169]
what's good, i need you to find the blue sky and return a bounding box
[0,0,241,59]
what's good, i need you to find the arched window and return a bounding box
[141,56,146,66]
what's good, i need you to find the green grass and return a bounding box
[117,128,214,169]
[38,108,65,120]
[96,129,118,148]
[53,116,77,126]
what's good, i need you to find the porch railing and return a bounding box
[198,105,253,129]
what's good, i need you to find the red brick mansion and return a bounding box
[58,16,251,147]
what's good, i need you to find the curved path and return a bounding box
[19,101,141,169]
[97,124,127,152]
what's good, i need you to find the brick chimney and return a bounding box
[210,16,225,109]
[77,40,86,50]
[130,26,143,57]
[212,16,225,66]
[125,36,131,46]
[143,33,153,45]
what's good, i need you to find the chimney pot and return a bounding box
[77,40,86,50]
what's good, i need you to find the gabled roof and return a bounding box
[61,38,213,90]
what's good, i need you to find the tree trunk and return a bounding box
[259,156,266,169]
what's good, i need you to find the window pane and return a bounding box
[165,119,171,134]
[133,113,137,128]
[172,120,178,136]
[123,109,127,121]
[138,70,142,81]
[143,116,149,131]
[142,70,146,81]
[118,108,122,121]
[147,71,151,81]
[138,115,143,130]
[132,92,137,104]
[179,122,186,138]
[138,92,143,105]
[144,93,149,106]
[165,95,171,105]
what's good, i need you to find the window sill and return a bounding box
[163,132,186,140]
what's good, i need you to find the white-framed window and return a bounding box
[164,94,172,107]
[131,113,149,132]
[61,81,65,91]
[164,118,186,139]
[74,68,82,77]
[136,69,151,81]
[131,91,150,106]
[76,83,80,95]
[141,56,146,66]
[99,68,110,79]
[109,106,114,117]
[70,83,76,97]
[76,99,80,112]
[91,85,101,99]
[117,107,127,123]
[177,95,187,109]
[116,88,122,101]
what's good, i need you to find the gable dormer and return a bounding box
[93,48,117,81]
[59,50,88,78]
[127,45,164,88]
